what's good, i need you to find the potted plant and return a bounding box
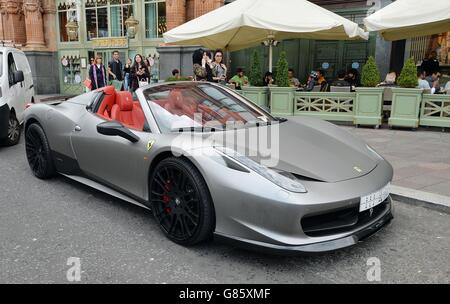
[354,56,384,128]
[389,57,423,129]
[242,50,269,108]
[269,51,295,116]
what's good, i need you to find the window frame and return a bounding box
[7,53,17,87]
[57,1,80,43]
[144,0,167,39]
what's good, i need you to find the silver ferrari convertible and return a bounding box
[23,82,393,253]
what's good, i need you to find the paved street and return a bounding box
[343,126,450,197]
[0,136,449,284]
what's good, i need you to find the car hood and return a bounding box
[206,117,379,183]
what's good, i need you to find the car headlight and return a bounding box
[214,147,307,193]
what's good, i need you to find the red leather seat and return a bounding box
[111,91,145,131]
[164,90,198,118]
[96,86,116,119]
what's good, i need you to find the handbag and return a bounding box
[83,78,92,89]
[138,78,149,87]
[193,63,207,79]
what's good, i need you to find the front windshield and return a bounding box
[143,82,275,133]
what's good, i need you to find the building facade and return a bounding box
[2,0,449,94]
[54,0,226,95]
[0,0,59,94]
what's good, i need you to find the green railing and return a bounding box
[294,92,356,122]
[420,94,450,128]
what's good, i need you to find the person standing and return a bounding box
[129,54,150,93]
[421,51,440,76]
[144,58,152,78]
[123,58,132,91]
[192,48,213,82]
[209,50,227,84]
[89,55,108,90]
[108,50,124,83]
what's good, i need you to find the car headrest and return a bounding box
[97,85,115,95]
[116,91,134,111]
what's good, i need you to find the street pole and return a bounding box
[269,43,273,73]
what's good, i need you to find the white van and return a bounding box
[0,46,35,146]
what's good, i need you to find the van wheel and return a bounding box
[3,112,21,146]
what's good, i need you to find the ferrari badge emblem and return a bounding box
[147,140,155,151]
[353,166,362,173]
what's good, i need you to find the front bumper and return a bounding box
[0,103,10,140]
[215,197,393,254]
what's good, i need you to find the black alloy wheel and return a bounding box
[25,123,56,179]
[150,157,214,245]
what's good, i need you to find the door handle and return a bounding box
[74,125,81,132]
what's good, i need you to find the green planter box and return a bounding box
[354,87,384,127]
[389,88,423,128]
[241,86,269,108]
[269,87,295,116]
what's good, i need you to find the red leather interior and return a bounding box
[111,91,145,131]
[162,90,198,119]
[96,86,116,120]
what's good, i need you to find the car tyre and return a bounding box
[150,157,215,246]
[25,123,56,179]
[3,112,21,146]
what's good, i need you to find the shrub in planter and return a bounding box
[397,57,418,88]
[275,51,290,87]
[242,50,269,107]
[354,56,384,127]
[361,56,381,87]
[389,57,424,129]
[249,50,263,87]
[270,51,295,116]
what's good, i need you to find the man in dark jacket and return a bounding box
[421,51,440,77]
[331,70,350,87]
[108,50,124,82]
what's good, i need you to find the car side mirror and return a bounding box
[97,121,140,143]
[13,70,24,84]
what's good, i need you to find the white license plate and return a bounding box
[360,183,390,212]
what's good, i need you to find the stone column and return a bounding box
[0,0,5,40]
[166,0,186,31]
[41,0,56,52]
[3,0,26,44]
[22,0,46,50]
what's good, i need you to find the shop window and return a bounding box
[86,0,135,40]
[61,55,81,86]
[57,1,79,42]
[110,1,134,37]
[145,0,166,39]
[410,32,450,66]
[85,0,109,40]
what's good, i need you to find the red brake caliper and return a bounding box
[163,180,172,214]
